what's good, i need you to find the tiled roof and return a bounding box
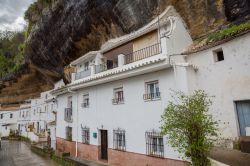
[183,27,250,55]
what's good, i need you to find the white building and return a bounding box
[0,107,19,137]
[52,6,191,166]
[185,31,250,147]
[26,90,57,142]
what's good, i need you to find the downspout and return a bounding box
[67,87,78,157]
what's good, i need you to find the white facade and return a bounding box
[186,33,250,147]
[53,7,193,163]
[0,108,19,137]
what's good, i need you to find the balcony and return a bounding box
[112,97,124,105]
[81,102,89,108]
[143,92,161,101]
[125,43,161,64]
[75,69,91,80]
[71,43,163,83]
[64,108,73,122]
[95,64,107,74]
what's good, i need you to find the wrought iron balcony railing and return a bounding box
[126,43,161,64]
[95,64,107,74]
[143,92,161,100]
[112,97,124,105]
[75,69,91,80]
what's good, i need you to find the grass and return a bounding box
[51,154,76,166]
[207,21,250,43]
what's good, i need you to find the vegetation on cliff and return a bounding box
[0,31,26,80]
[24,0,54,36]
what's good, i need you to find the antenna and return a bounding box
[157,3,161,44]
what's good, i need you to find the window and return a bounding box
[112,87,124,104]
[144,81,160,100]
[213,48,224,62]
[113,129,126,151]
[145,130,164,158]
[64,107,73,122]
[10,113,13,118]
[84,62,89,71]
[66,126,72,141]
[81,125,90,144]
[68,96,72,108]
[82,94,89,108]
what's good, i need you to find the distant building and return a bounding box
[0,107,19,137]
[17,102,31,138]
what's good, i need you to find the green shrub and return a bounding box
[161,90,218,166]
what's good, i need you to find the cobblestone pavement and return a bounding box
[0,140,59,166]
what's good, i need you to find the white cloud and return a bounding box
[0,16,26,31]
[0,0,35,31]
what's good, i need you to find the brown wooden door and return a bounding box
[100,130,108,160]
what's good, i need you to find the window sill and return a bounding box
[112,102,124,105]
[144,97,161,102]
[113,148,126,152]
[81,142,90,145]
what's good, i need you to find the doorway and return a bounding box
[100,130,108,160]
[236,101,250,136]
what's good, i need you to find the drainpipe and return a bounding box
[67,88,78,157]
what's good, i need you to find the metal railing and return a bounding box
[112,97,124,104]
[95,64,107,74]
[64,108,73,122]
[75,69,91,80]
[143,92,161,100]
[126,43,161,64]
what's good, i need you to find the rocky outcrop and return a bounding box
[1,0,250,107]
[25,0,227,82]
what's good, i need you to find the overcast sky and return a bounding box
[0,0,35,31]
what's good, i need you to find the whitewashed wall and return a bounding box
[186,33,250,145]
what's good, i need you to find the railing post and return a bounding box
[71,73,76,82]
[160,37,168,55]
[90,63,95,76]
[118,54,125,67]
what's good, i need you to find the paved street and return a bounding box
[0,140,59,166]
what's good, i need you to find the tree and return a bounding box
[161,90,218,166]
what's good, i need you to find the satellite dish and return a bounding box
[160,17,175,38]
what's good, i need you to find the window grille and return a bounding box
[113,128,126,151]
[81,125,90,144]
[144,81,161,100]
[145,130,164,158]
[66,126,72,141]
[112,87,124,104]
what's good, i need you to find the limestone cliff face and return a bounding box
[1,0,250,107]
